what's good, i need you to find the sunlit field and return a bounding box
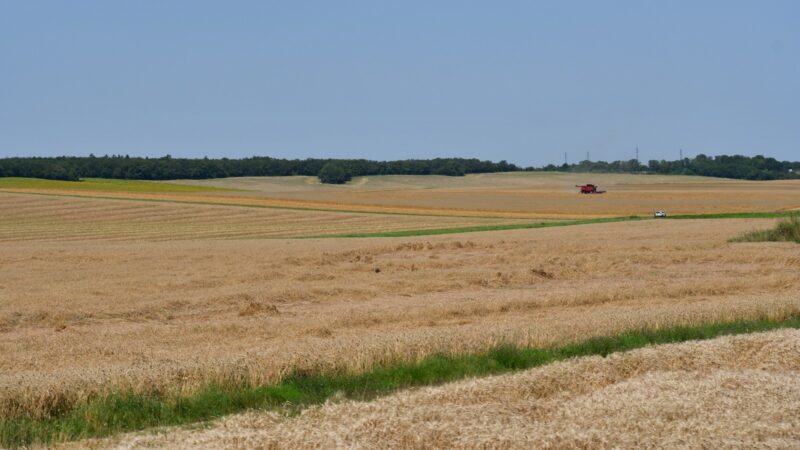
[3,173,800,219]
[1,173,799,447]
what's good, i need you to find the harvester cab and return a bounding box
[576,184,605,194]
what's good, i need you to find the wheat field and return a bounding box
[2,213,798,421]
[79,330,800,449]
[2,174,799,447]
[85,328,800,449]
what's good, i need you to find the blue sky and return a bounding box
[1,1,797,166]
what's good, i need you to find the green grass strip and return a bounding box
[3,314,800,448]
[730,214,800,243]
[302,216,644,238]
[310,211,797,238]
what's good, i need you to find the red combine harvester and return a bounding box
[576,184,606,194]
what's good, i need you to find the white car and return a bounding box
[654,210,667,218]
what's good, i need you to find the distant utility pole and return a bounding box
[586,151,590,162]
[679,148,683,160]
[635,146,639,163]
[564,152,568,165]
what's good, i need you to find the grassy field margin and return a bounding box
[3,314,800,447]
[303,216,643,238]
[730,214,800,243]
[305,211,796,238]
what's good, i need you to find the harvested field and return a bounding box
[0,192,531,241]
[3,174,799,446]
[4,173,800,219]
[2,216,799,422]
[176,172,800,217]
[90,328,800,449]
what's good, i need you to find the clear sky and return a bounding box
[1,1,797,166]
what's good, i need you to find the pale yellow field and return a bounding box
[84,329,800,449]
[2,175,799,448]
[3,172,800,219]
[2,215,799,421]
[176,172,800,217]
[0,192,530,241]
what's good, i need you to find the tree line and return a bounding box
[0,153,796,183]
[548,154,799,180]
[0,155,517,183]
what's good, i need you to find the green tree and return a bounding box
[318,162,351,184]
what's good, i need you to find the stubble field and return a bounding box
[0,193,532,242]
[1,172,799,448]
[176,172,800,217]
[3,172,800,219]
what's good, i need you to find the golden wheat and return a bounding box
[2,174,797,446]
[2,213,798,419]
[75,328,800,449]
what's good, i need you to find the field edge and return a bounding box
[3,313,800,448]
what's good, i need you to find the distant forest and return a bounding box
[0,154,797,184]
[547,154,800,181]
